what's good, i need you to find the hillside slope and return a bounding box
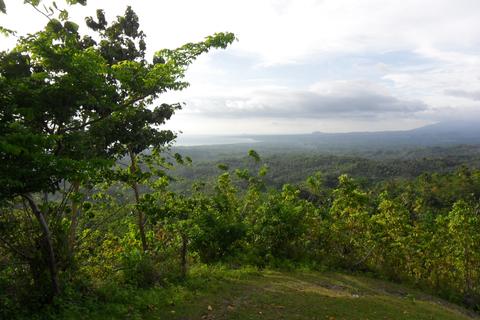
[57,268,478,320]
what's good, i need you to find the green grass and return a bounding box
[55,266,478,320]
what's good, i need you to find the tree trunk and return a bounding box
[129,149,148,252]
[23,193,60,297]
[180,233,188,278]
[67,181,81,259]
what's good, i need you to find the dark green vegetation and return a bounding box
[1,2,480,319]
[173,144,480,190]
[173,123,480,189]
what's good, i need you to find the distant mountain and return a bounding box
[173,121,480,161]
[410,121,480,136]
[246,121,480,150]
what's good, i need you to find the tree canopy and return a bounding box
[0,2,234,300]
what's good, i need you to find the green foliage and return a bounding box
[248,184,318,264]
[325,175,372,267]
[0,1,235,310]
[248,149,261,162]
[3,143,480,317]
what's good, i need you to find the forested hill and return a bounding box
[171,143,480,192]
[256,121,480,149]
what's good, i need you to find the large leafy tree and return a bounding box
[0,14,116,297]
[84,7,234,252]
[0,3,234,298]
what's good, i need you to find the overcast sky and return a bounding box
[2,0,480,134]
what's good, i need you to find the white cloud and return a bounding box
[179,80,426,119]
[4,0,480,63]
[445,89,480,101]
[382,47,480,111]
[2,0,480,133]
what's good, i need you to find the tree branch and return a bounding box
[24,0,53,21]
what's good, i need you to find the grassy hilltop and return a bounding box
[54,267,478,320]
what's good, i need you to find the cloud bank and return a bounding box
[445,89,480,101]
[3,0,480,134]
[184,81,427,119]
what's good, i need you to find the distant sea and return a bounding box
[175,135,258,146]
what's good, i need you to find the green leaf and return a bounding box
[64,21,79,32]
[0,26,16,36]
[59,9,69,21]
[46,19,63,33]
[259,164,269,177]
[174,153,184,164]
[248,149,261,162]
[26,0,41,6]
[217,163,229,171]
[0,0,6,14]
[66,0,87,5]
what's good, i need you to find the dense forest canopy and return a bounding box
[1,1,480,319]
